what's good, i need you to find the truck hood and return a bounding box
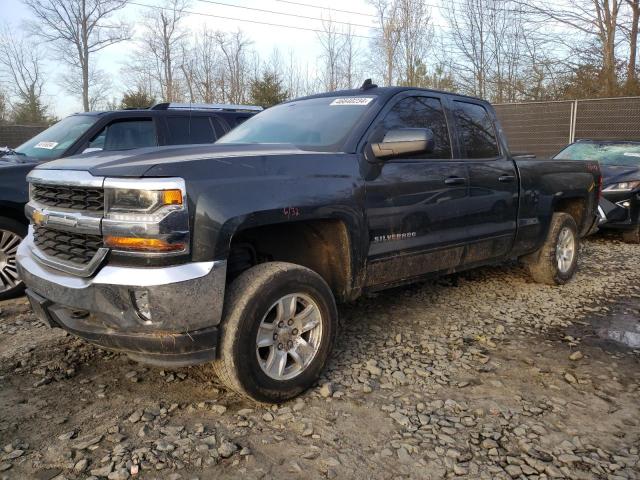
[34,144,319,177]
[600,164,640,187]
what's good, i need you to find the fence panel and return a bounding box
[494,101,574,159]
[574,97,640,141]
[0,125,47,149]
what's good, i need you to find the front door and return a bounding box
[363,93,472,287]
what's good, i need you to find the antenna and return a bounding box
[360,79,377,91]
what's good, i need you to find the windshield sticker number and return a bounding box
[623,152,640,158]
[330,97,374,106]
[34,141,59,150]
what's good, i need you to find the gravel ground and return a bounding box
[1,234,639,480]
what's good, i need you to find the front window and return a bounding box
[554,142,640,166]
[15,115,98,160]
[216,96,378,151]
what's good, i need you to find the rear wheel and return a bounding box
[0,218,26,300]
[212,262,337,403]
[523,212,579,285]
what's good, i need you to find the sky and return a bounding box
[1,0,447,118]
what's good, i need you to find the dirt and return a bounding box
[0,234,639,479]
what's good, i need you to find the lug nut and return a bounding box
[287,340,293,349]
[287,319,294,326]
[277,343,283,350]
[273,333,278,340]
[292,328,298,335]
[278,321,284,328]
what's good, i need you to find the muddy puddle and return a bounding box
[569,296,640,350]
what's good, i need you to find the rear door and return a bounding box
[451,99,518,263]
[363,93,472,286]
[165,114,218,145]
[81,117,158,153]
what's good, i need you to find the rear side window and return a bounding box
[379,96,452,159]
[89,119,157,151]
[453,101,500,158]
[167,116,217,145]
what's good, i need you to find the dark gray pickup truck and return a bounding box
[17,85,601,402]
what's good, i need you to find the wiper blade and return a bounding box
[0,147,26,157]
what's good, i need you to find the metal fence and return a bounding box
[494,97,640,159]
[0,125,47,149]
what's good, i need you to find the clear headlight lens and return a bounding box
[603,181,640,192]
[102,178,189,256]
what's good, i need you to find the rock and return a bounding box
[389,412,411,427]
[569,351,584,361]
[397,447,412,463]
[564,373,578,384]
[127,410,143,423]
[505,465,522,477]
[0,463,11,472]
[217,441,238,458]
[319,383,334,398]
[5,449,23,459]
[262,412,274,422]
[90,462,114,477]
[74,458,89,473]
[107,468,130,480]
[211,405,227,414]
[73,435,103,450]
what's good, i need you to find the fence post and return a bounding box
[569,100,578,143]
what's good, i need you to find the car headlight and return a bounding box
[603,181,640,192]
[102,178,189,255]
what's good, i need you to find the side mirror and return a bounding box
[371,128,434,160]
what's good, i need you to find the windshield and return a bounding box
[216,96,378,151]
[554,142,640,166]
[14,115,98,160]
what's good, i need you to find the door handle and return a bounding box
[498,174,516,182]
[444,176,466,185]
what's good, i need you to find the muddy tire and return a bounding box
[212,262,337,403]
[523,213,579,285]
[0,217,26,301]
[621,226,640,244]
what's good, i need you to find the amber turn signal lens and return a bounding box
[104,236,185,252]
[162,189,183,206]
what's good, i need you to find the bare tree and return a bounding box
[396,0,433,86]
[626,0,639,90]
[138,0,189,102]
[518,0,624,96]
[369,0,401,85]
[22,0,130,111]
[0,25,49,122]
[213,30,253,103]
[317,16,343,91]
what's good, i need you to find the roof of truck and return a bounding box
[294,85,486,104]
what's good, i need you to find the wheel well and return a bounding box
[554,198,586,232]
[227,219,353,302]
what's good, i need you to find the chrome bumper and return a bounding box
[17,231,226,366]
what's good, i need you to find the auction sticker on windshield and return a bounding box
[330,97,374,106]
[34,141,59,149]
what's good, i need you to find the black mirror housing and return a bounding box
[371,128,435,160]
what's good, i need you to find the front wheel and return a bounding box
[0,218,26,300]
[522,212,579,285]
[212,262,338,403]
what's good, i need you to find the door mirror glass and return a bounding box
[371,128,435,160]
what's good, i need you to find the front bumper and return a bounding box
[17,230,227,367]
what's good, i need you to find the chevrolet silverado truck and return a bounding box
[17,84,601,403]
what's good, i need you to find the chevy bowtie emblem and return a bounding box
[32,210,46,225]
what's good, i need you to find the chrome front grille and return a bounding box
[32,184,104,212]
[33,226,104,266]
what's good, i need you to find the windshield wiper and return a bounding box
[0,147,26,157]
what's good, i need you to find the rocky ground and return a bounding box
[1,234,639,480]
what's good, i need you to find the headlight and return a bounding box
[102,178,189,256]
[603,181,640,192]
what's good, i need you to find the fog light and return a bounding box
[132,289,152,323]
[621,201,631,208]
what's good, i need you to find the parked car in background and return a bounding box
[17,84,600,402]
[0,103,261,299]
[554,140,640,242]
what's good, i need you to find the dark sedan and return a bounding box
[554,140,640,242]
